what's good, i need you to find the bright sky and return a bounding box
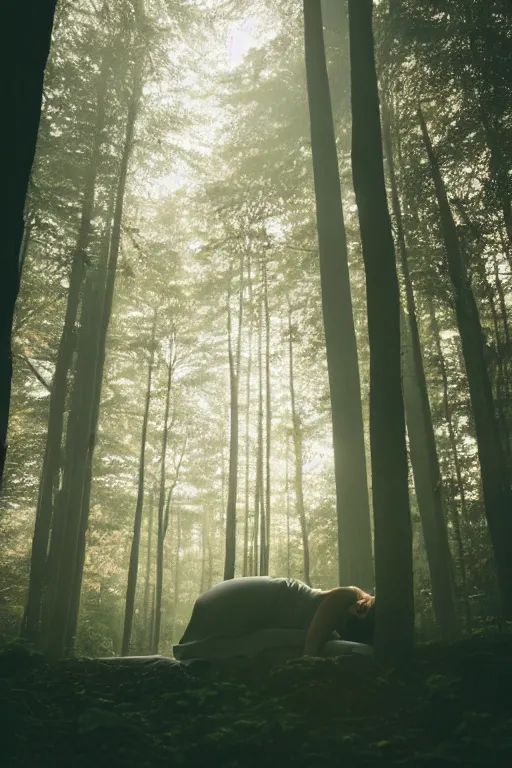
[228,18,259,67]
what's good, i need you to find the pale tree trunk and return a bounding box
[243,254,253,577]
[257,280,266,575]
[122,310,157,655]
[263,254,271,574]
[303,0,374,590]
[349,0,414,661]
[428,299,472,631]
[382,103,459,639]
[288,305,311,586]
[223,253,244,580]
[419,104,512,618]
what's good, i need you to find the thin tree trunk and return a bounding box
[303,0,374,590]
[383,103,459,639]
[263,254,271,574]
[418,104,512,618]
[200,505,209,593]
[122,311,157,655]
[285,433,291,580]
[257,280,266,576]
[153,342,174,654]
[142,489,154,652]
[171,502,181,643]
[224,254,244,580]
[288,306,311,586]
[243,254,253,577]
[429,300,472,632]
[349,0,414,661]
[2,0,58,489]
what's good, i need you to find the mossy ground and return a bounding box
[1,631,511,767]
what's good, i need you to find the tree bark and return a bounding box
[349,0,414,661]
[122,311,157,655]
[1,0,58,488]
[303,0,374,590]
[418,103,512,618]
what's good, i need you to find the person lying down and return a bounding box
[173,576,375,662]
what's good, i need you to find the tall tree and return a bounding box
[223,253,244,580]
[349,0,414,660]
[1,0,58,488]
[122,310,157,656]
[382,104,459,639]
[303,0,374,590]
[418,104,512,618]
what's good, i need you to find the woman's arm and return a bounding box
[303,586,372,656]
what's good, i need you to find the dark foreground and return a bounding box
[1,632,511,767]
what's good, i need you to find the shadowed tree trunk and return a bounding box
[349,0,414,661]
[170,502,182,643]
[122,311,157,655]
[224,254,244,580]
[2,0,58,488]
[285,433,291,580]
[303,0,374,590]
[257,278,266,576]
[288,305,311,586]
[419,103,512,619]
[383,103,459,639]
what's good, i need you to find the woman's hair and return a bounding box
[344,601,376,646]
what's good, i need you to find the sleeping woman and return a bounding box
[175,576,375,660]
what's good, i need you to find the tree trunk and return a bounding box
[243,254,253,577]
[382,103,459,639]
[428,299,472,631]
[152,345,174,654]
[141,489,155,652]
[303,0,374,590]
[285,434,291,580]
[224,254,244,580]
[22,55,110,642]
[418,104,512,618]
[349,0,414,661]
[263,254,271,574]
[200,505,209,593]
[122,311,157,655]
[1,0,58,488]
[170,502,181,644]
[288,306,311,586]
[257,280,266,576]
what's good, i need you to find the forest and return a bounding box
[1,0,512,765]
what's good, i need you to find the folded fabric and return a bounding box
[173,627,373,661]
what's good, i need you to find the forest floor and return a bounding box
[1,630,511,767]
